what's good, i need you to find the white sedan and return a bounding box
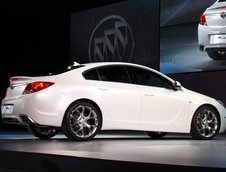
[1,62,226,140]
[198,0,226,60]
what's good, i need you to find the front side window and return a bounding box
[130,66,174,89]
[98,65,131,84]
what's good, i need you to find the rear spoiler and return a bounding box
[9,76,32,85]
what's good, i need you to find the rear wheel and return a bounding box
[207,51,226,60]
[62,102,101,141]
[190,106,220,140]
[144,131,167,139]
[27,125,58,139]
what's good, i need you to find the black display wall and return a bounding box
[70,0,160,70]
[169,71,226,105]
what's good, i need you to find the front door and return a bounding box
[128,66,189,132]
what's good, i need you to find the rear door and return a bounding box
[84,65,141,130]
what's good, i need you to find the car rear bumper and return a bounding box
[1,89,65,127]
[198,24,226,51]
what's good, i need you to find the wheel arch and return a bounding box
[62,98,103,129]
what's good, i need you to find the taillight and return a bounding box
[217,6,226,9]
[22,82,55,95]
[200,14,207,26]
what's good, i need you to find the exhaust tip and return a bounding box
[20,115,37,125]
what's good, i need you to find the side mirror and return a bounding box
[174,81,182,90]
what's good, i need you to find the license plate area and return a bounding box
[210,34,226,44]
[2,104,14,115]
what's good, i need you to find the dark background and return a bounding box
[0,0,125,129]
[70,0,159,69]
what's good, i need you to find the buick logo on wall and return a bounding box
[88,15,135,62]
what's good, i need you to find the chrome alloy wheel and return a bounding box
[69,105,98,139]
[196,109,219,138]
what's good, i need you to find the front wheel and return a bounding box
[27,125,59,139]
[190,106,220,140]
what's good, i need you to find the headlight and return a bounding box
[216,100,225,108]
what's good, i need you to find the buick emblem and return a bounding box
[88,15,135,62]
[221,12,226,18]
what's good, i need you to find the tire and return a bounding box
[144,131,167,139]
[190,106,220,140]
[62,101,102,141]
[207,51,226,60]
[27,125,58,139]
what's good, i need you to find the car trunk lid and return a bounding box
[205,2,226,29]
[6,76,56,98]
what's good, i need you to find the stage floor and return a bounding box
[0,131,226,170]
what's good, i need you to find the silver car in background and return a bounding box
[198,0,226,60]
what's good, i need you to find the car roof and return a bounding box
[80,62,153,72]
[76,62,175,83]
[82,62,137,67]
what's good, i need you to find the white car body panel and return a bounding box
[1,62,226,134]
[139,85,190,132]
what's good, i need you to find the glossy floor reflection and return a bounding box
[0,131,226,169]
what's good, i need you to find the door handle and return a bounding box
[144,93,154,96]
[98,87,109,91]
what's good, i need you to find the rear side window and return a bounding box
[98,66,131,84]
[83,69,99,80]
